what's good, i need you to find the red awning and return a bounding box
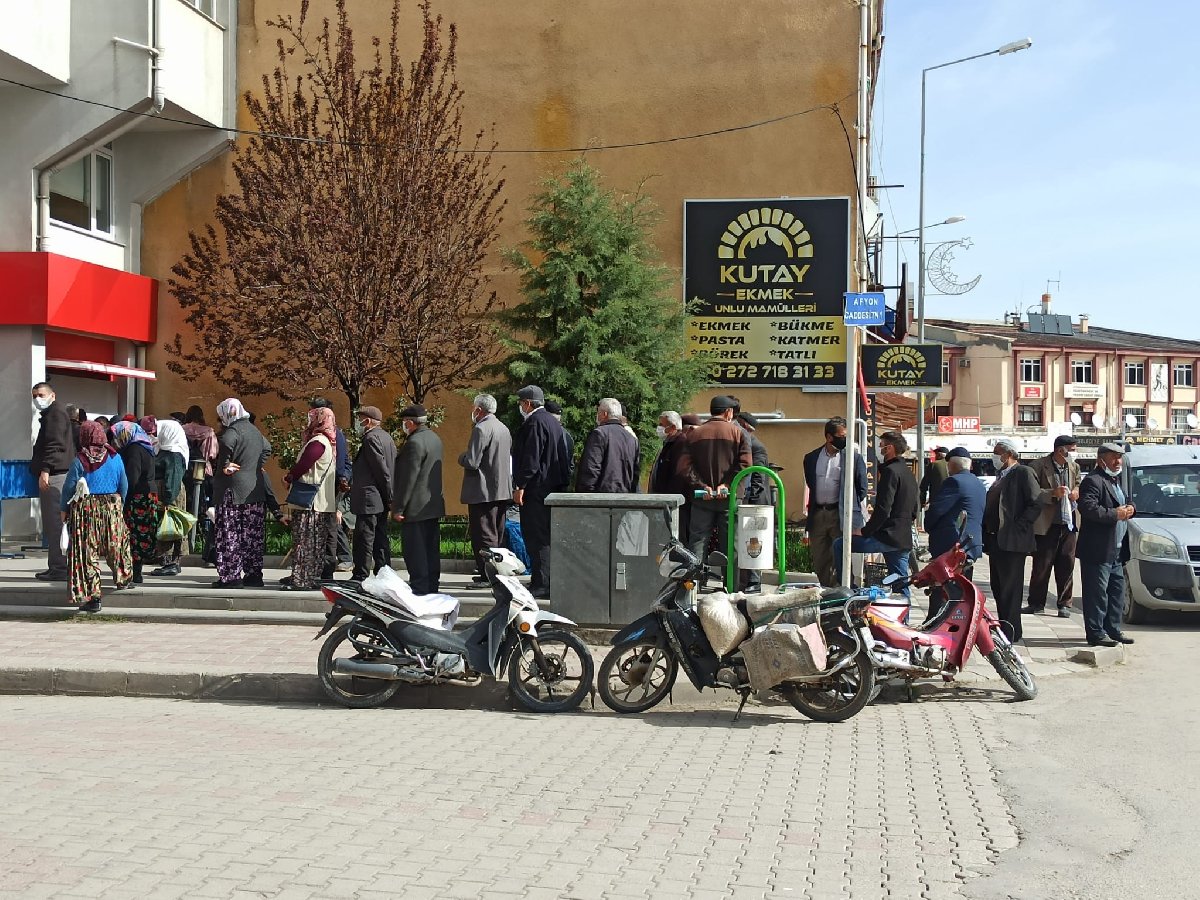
[46,359,156,380]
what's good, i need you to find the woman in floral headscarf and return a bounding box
[111,420,164,583]
[280,407,338,590]
[61,420,133,611]
[151,416,190,576]
[211,398,270,588]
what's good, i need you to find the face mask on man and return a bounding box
[655,425,667,439]
[992,454,1004,470]
[32,395,52,412]
[1067,451,1077,462]
[518,404,531,420]
[831,436,847,451]
[1104,462,1122,477]
[355,420,366,436]
[401,421,415,437]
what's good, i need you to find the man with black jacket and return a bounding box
[512,385,571,599]
[677,395,752,566]
[833,431,918,596]
[982,439,1042,642]
[1077,443,1136,647]
[30,382,72,581]
[649,410,690,536]
[349,406,395,582]
[576,398,639,493]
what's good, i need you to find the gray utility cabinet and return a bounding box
[544,492,685,626]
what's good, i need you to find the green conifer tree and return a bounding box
[491,161,709,453]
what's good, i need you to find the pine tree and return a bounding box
[491,161,709,451]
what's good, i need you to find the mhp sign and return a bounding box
[843,292,886,326]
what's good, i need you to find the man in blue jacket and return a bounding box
[923,446,986,618]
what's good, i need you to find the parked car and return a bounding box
[1121,445,1200,623]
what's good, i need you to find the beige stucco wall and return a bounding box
[143,0,874,518]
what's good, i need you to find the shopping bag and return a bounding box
[157,506,198,542]
[59,525,70,553]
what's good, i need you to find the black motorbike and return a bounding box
[596,527,875,723]
[314,550,594,713]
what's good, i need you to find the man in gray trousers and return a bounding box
[459,393,512,585]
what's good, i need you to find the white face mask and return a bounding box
[401,421,415,437]
[655,425,667,439]
[32,395,52,412]
[519,404,532,420]
[991,454,1004,470]
[1104,463,1122,477]
[1066,451,1077,462]
[354,420,366,436]
[469,410,479,425]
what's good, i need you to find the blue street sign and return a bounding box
[843,291,887,326]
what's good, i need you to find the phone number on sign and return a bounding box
[709,363,838,381]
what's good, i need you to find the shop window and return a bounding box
[49,150,114,235]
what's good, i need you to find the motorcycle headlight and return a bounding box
[1138,532,1182,560]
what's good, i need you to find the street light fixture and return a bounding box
[915,37,1032,501]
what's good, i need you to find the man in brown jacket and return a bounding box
[1022,435,1082,618]
[677,395,752,565]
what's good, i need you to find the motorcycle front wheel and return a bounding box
[986,626,1038,701]
[317,623,403,709]
[778,635,875,723]
[597,640,679,713]
[508,630,595,713]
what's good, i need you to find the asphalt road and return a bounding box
[966,609,1200,900]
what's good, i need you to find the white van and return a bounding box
[1122,445,1200,622]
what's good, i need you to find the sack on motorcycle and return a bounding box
[696,593,750,657]
[743,586,823,625]
[740,623,829,691]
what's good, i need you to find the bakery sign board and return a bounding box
[683,198,849,387]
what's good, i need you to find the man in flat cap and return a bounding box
[677,395,753,568]
[391,404,444,595]
[982,438,1042,642]
[1077,442,1136,647]
[923,446,986,619]
[459,394,512,585]
[349,405,395,582]
[512,385,572,598]
[1024,434,1082,618]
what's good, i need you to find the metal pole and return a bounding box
[916,68,928,520]
[842,326,857,589]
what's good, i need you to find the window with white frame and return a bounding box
[183,0,216,17]
[1174,363,1195,387]
[1124,362,1145,386]
[1122,406,1146,429]
[1071,359,1094,384]
[1019,358,1043,383]
[49,149,113,234]
[941,359,951,386]
[1018,404,1043,426]
[1172,408,1194,430]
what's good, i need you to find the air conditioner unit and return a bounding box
[957,358,971,368]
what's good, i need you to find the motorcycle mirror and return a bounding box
[881,573,901,586]
[706,551,728,569]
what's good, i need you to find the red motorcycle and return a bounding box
[847,545,1037,701]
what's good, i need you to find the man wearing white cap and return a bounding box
[982,439,1041,642]
[1077,442,1136,647]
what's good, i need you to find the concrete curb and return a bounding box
[1069,645,1127,668]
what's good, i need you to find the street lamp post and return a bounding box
[916,37,1032,502]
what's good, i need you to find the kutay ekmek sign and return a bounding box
[683,198,849,387]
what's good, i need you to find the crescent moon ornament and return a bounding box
[926,238,981,295]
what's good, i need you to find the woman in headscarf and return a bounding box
[61,420,133,611]
[110,421,163,583]
[280,407,338,590]
[151,416,190,577]
[211,398,270,588]
[183,404,219,562]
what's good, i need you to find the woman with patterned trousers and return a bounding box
[111,421,163,584]
[151,416,190,576]
[62,421,133,612]
[281,407,338,590]
[211,398,270,589]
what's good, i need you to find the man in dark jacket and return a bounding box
[1023,435,1082,618]
[803,417,868,587]
[677,395,752,566]
[392,404,444,595]
[923,446,986,617]
[649,410,691,537]
[982,439,1042,642]
[459,393,512,584]
[919,446,950,508]
[1077,443,1136,647]
[576,398,639,493]
[833,431,918,597]
[512,385,571,599]
[349,406,395,582]
[30,381,72,581]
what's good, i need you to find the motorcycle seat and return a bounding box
[820,586,854,603]
[387,620,469,656]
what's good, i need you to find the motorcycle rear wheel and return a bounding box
[778,635,874,723]
[317,623,403,709]
[986,627,1038,700]
[508,630,595,713]
[597,640,679,713]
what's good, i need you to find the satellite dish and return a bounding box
[1125,414,1138,430]
[1189,413,1199,429]
[1070,412,1082,426]
[1148,417,1160,430]
[1092,413,1106,429]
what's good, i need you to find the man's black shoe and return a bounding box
[1057,607,1071,618]
[150,564,181,577]
[1087,636,1118,648]
[1019,605,1045,616]
[470,575,489,585]
[242,574,265,588]
[35,571,67,582]
[1107,632,1135,645]
[77,598,102,614]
